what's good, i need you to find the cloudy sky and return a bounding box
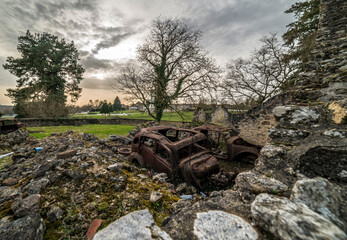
[0,0,297,105]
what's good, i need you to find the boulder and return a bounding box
[93,209,172,240]
[0,214,45,240]
[251,193,346,240]
[150,192,162,203]
[26,178,50,195]
[194,211,258,240]
[291,178,346,230]
[11,194,41,218]
[235,171,288,195]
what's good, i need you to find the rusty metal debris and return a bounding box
[194,125,261,163]
[0,119,22,135]
[128,125,262,189]
[129,126,220,188]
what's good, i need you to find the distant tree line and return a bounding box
[3,0,318,121]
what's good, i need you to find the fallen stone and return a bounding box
[194,211,258,240]
[235,171,288,194]
[93,209,172,240]
[152,173,168,182]
[251,193,346,240]
[107,163,132,172]
[150,192,163,203]
[2,178,18,186]
[33,162,53,178]
[0,214,45,240]
[47,206,64,222]
[291,177,346,230]
[0,188,21,204]
[137,174,148,179]
[57,149,77,159]
[11,194,41,218]
[26,178,50,195]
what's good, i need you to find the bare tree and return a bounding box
[223,34,297,107]
[115,18,219,122]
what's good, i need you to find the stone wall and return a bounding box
[18,118,186,127]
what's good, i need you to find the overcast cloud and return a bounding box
[0,0,297,105]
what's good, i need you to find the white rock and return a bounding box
[260,144,285,158]
[291,178,345,229]
[93,209,172,240]
[150,192,163,203]
[251,193,346,240]
[235,171,288,194]
[290,107,319,124]
[194,211,258,240]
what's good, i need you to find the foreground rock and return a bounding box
[93,209,172,240]
[291,177,346,231]
[251,193,346,240]
[194,211,258,240]
[0,214,45,240]
[162,200,258,240]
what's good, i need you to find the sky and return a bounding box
[0,0,297,106]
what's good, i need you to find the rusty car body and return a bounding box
[128,126,220,188]
[194,125,261,163]
[0,119,22,135]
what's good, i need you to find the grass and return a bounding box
[27,124,134,139]
[70,110,194,122]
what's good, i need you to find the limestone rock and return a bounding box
[2,178,18,186]
[11,194,41,218]
[235,171,288,194]
[26,178,50,195]
[93,209,172,240]
[57,149,77,159]
[251,193,346,240]
[150,192,162,203]
[0,188,21,204]
[0,214,45,240]
[194,211,258,240]
[291,178,346,230]
[47,206,64,222]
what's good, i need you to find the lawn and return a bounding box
[27,124,134,139]
[70,110,194,122]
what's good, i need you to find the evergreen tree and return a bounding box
[283,0,320,68]
[100,102,110,116]
[113,96,122,111]
[3,31,84,118]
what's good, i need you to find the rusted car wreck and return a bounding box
[128,126,220,188]
[0,119,22,135]
[128,125,262,188]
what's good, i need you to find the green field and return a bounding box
[70,110,194,122]
[27,124,134,139]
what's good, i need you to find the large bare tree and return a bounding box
[116,18,219,122]
[222,34,297,108]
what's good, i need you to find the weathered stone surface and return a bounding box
[2,178,18,186]
[93,209,172,240]
[107,162,132,172]
[150,192,162,203]
[26,178,50,195]
[11,194,41,218]
[162,201,226,240]
[0,214,45,240]
[291,178,346,230]
[193,211,258,240]
[273,106,320,125]
[235,171,288,195]
[0,188,21,204]
[57,149,77,159]
[251,193,346,240]
[47,206,64,222]
[33,162,54,178]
